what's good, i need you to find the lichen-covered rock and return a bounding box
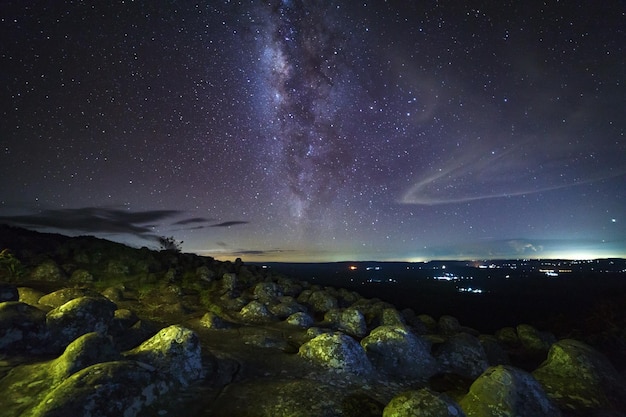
[298,332,372,374]
[286,311,315,328]
[49,332,120,382]
[253,281,281,303]
[221,272,238,295]
[30,260,65,281]
[17,286,47,308]
[460,365,561,417]
[0,283,19,302]
[38,287,103,308]
[305,289,339,313]
[435,333,489,379]
[239,300,275,323]
[26,361,171,417]
[69,269,94,284]
[532,339,626,411]
[361,326,437,380]
[0,301,47,353]
[380,308,406,327]
[383,388,466,417]
[516,324,556,355]
[125,325,204,386]
[46,296,117,351]
[339,308,368,338]
[268,296,306,319]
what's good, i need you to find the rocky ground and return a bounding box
[1,224,625,416]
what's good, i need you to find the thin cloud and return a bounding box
[210,221,249,227]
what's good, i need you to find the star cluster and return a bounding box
[1,1,624,261]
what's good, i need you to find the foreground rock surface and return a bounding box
[0,225,625,416]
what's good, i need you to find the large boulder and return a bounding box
[49,332,121,382]
[26,361,171,417]
[383,388,466,417]
[46,296,117,351]
[435,333,489,380]
[30,260,65,281]
[298,332,372,374]
[38,287,103,309]
[516,324,556,355]
[239,300,275,323]
[268,296,306,319]
[124,325,205,386]
[253,281,281,303]
[286,311,315,328]
[0,301,47,353]
[532,339,626,411]
[304,289,339,314]
[361,326,437,381]
[460,365,561,417]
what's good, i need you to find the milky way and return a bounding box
[1,1,624,261]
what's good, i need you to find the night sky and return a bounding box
[1,1,624,262]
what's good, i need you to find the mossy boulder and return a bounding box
[46,296,117,351]
[49,332,120,382]
[460,365,561,417]
[361,325,437,381]
[516,324,556,355]
[38,287,103,308]
[383,388,466,417]
[124,325,205,386]
[239,300,275,323]
[532,339,626,411]
[30,260,65,281]
[25,361,171,417]
[298,332,372,374]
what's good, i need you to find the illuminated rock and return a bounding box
[239,300,275,323]
[38,287,103,308]
[46,296,117,351]
[286,311,315,327]
[49,332,120,382]
[361,325,437,380]
[301,289,339,313]
[383,388,466,417]
[460,365,561,417]
[516,324,556,355]
[28,361,171,417]
[125,325,205,386]
[532,339,626,411]
[298,332,372,374]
